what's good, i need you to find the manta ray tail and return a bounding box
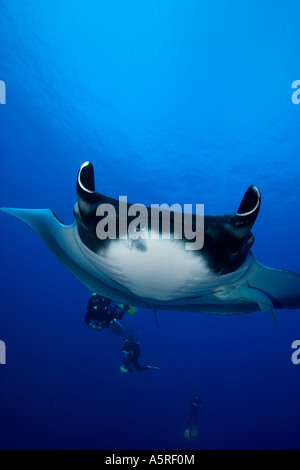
[151,307,159,328]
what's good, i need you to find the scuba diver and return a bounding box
[85,293,137,337]
[120,335,160,373]
[184,393,202,441]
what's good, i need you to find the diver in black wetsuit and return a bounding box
[120,336,160,373]
[184,393,202,441]
[85,294,129,336]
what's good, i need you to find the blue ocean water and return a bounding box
[0,0,300,450]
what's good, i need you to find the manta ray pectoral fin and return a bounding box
[0,207,94,289]
[0,207,77,265]
[0,206,152,306]
[0,207,67,240]
[245,256,300,314]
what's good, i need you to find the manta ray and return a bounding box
[1,161,300,323]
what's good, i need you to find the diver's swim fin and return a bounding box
[191,425,198,438]
[128,306,138,315]
[118,304,138,315]
[184,428,190,441]
[147,365,160,370]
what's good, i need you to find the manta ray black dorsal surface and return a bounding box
[75,161,261,276]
